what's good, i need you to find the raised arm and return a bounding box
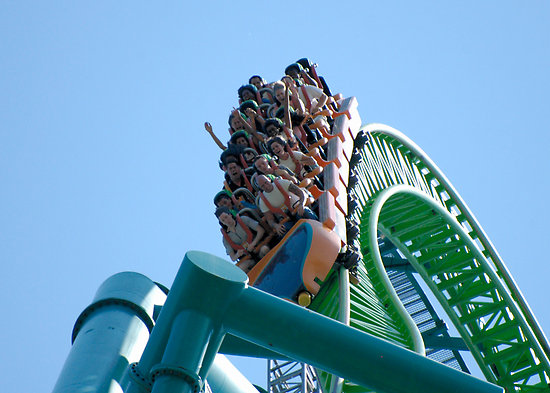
[204,122,227,150]
[289,84,306,116]
[283,87,292,129]
[244,108,266,142]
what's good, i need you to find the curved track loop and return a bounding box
[349,124,550,391]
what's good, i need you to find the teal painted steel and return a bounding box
[207,355,262,393]
[219,334,289,359]
[226,285,502,393]
[52,272,167,393]
[54,253,262,393]
[119,250,502,393]
[151,310,213,393]
[53,108,550,393]
[125,251,248,393]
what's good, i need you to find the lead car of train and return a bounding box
[213,60,364,306]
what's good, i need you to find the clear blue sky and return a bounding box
[1,1,549,391]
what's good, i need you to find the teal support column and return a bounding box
[150,310,213,393]
[118,250,502,393]
[207,355,261,393]
[198,327,226,381]
[53,272,167,393]
[126,251,248,393]
[225,286,504,393]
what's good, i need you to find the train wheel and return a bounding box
[297,291,312,307]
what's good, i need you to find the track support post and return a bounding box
[127,250,503,393]
[126,251,248,393]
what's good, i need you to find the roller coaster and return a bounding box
[53,62,550,393]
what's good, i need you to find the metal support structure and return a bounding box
[267,360,319,393]
[359,183,550,389]
[380,236,470,372]
[52,272,167,393]
[267,267,350,393]
[53,265,261,393]
[121,250,502,393]
[347,125,550,390]
[125,251,251,393]
[55,251,505,393]
[227,279,503,393]
[52,104,550,393]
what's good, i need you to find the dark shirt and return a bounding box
[224,172,251,193]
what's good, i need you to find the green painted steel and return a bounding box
[54,116,550,393]
[310,260,424,393]
[309,123,549,392]
[361,185,550,390]
[339,124,550,392]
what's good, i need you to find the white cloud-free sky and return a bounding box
[1,1,548,391]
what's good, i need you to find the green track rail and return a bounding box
[311,123,550,392]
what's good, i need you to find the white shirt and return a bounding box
[258,179,299,214]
